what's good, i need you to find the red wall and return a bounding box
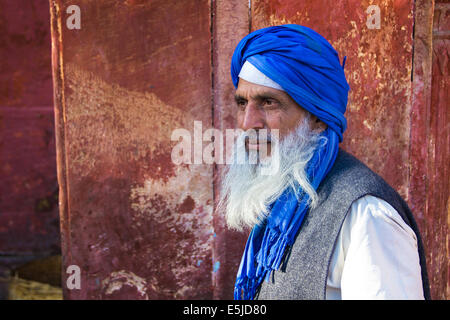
[0,0,60,296]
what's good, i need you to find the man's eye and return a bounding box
[263,99,276,107]
[236,100,247,109]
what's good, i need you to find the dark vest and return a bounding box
[257,149,430,300]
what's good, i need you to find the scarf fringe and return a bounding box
[235,276,262,300]
[235,229,290,300]
[258,228,289,272]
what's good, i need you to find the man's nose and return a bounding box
[241,103,265,131]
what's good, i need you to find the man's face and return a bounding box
[234,79,323,154]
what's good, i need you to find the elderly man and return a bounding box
[218,25,430,300]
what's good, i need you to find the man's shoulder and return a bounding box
[318,148,413,228]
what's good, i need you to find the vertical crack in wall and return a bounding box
[249,0,252,32]
[49,0,73,287]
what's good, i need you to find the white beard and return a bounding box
[218,118,327,231]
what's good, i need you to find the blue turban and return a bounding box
[231,24,349,141]
[230,25,350,300]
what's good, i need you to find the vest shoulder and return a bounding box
[319,149,412,225]
[321,149,393,196]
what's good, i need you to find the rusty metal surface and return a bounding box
[409,0,435,237]
[0,108,59,254]
[212,0,250,299]
[410,0,449,300]
[424,0,449,300]
[430,1,449,299]
[50,0,213,299]
[0,0,60,257]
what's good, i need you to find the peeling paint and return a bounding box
[128,164,214,297]
[64,63,186,178]
[102,270,148,298]
[213,261,220,273]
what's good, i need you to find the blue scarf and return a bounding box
[230,25,350,300]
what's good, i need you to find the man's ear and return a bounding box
[311,115,328,132]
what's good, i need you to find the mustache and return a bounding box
[241,129,277,144]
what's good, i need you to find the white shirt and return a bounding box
[326,195,424,300]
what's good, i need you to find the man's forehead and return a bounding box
[235,79,285,99]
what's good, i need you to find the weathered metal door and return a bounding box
[50,0,216,299]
